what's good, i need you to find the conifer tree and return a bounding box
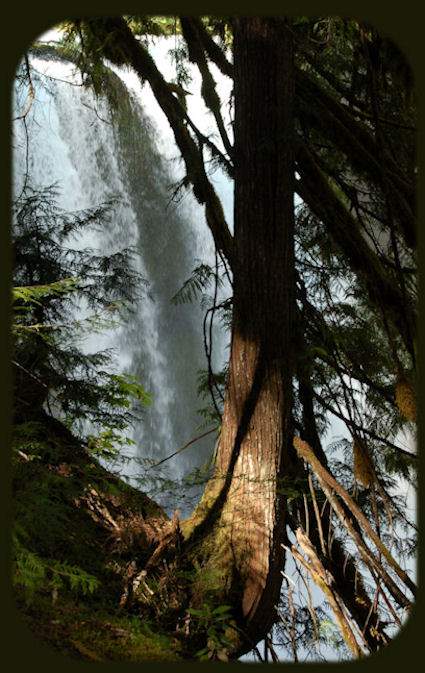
[12,184,150,437]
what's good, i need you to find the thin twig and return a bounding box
[286,578,299,662]
[308,473,327,556]
[12,360,48,387]
[265,636,280,663]
[148,427,219,469]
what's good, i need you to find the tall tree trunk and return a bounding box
[181,17,296,654]
[82,14,296,655]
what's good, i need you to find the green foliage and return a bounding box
[11,184,150,447]
[13,530,100,606]
[187,604,233,662]
[12,184,143,315]
[11,417,181,661]
[86,429,135,456]
[196,367,227,426]
[106,373,151,408]
[84,376,150,457]
[11,427,105,609]
[171,261,222,305]
[12,278,80,310]
[127,15,180,39]
[52,23,119,98]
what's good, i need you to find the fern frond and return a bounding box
[12,532,100,605]
[171,263,222,305]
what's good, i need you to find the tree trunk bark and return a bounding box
[181,17,296,654]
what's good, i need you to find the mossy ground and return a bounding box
[15,588,183,663]
[11,414,187,662]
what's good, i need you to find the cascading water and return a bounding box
[12,42,232,517]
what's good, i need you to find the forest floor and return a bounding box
[11,413,188,663]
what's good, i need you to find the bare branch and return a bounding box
[294,437,416,608]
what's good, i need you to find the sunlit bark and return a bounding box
[181,17,297,652]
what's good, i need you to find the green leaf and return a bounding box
[187,607,205,616]
[212,604,232,614]
[195,647,209,657]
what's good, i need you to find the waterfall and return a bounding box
[12,45,232,517]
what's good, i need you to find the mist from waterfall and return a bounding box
[12,42,232,517]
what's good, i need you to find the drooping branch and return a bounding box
[294,35,415,131]
[292,349,392,650]
[180,17,233,158]
[360,34,416,365]
[294,437,416,608]
[82,17,234,269]
[295,68,416,248]
[190,17,234,78]
[295,140,416,357]
[295,276,397,416]
[313,386,417,460]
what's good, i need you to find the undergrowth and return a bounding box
[11,415,185,662]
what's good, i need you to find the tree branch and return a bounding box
[83,17,234,268]
[180,17,233,158]
[294,437,416,605]
[295,140,416,356]
[295,68,415,248]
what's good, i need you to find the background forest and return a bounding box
[8,11,419,664]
